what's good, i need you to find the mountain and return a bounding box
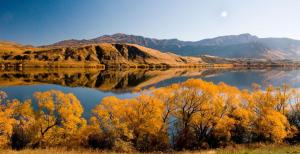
[45,33,300,59]
[194,33,259,46]
[46,33,192,51]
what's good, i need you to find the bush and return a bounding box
[11,125,33,150]
[23,50,32,54]
[87,133,113,149]
[112,139,134,153]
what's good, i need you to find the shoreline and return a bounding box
[2,60,300,69]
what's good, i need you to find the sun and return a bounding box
[220,11,228,18]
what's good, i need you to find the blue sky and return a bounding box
[1,0,300,45]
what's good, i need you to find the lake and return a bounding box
[0,68,299,117]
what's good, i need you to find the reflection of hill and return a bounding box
[259,68,300,88]
[1,68,300,92]
[201,68,300,90]
[0,68,233,92]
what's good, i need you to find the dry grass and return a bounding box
[2,145,300,154]
[0,41,44,53]
[0,148,217,154]
[216,144,300,154]
[0,148,113,154]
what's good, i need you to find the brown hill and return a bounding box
[0,41,43,54]
[0,41,206,68]
[90,43,204,68]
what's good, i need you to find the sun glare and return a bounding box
[221,11,228,18]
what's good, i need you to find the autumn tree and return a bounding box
[230,89,256,143]
[0,79,300,151]
[0,91,36,149]
[152,84,178,149]
[91,94,165,152]
[0,91,19,148]
[251,85,293,142]
[33,90,86,147]
[10,99,36,149]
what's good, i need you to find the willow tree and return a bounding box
[0,91,19,148]
[33,90,86,147]
[91,94,165,151]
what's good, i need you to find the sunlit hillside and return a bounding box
[0,41,45,54]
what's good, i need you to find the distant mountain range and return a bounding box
[45,33,300,60]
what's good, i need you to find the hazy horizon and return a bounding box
[1,0,300,45]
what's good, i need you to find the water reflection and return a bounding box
[1,68,300,91]
[0,68,235,92]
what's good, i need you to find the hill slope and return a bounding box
[0,41,43,54]
[0,42,205,68]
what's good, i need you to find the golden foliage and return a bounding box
[1,79,300,151]
[33,90,86,147]
[0,99,19,147]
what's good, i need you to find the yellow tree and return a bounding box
[0,90,19,147]
[206,82,240,145]
[286,89,300,141]
[91,94,165,151]
[152,85,178,136]
[10,99,36,149]
[0,91,34,149]
[274,84,292,114]
[251,85,293,142]
[188,81,239,147]
[90,96,133,150]
[166,79,219,149]
[230,89,256,143]
[33,90,85,147]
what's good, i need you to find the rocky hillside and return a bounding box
[0,42,205,68]
[45,33,300,60]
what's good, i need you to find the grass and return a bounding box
[1,145,300,154]
[0,148,112,154]
[216,144,300,154]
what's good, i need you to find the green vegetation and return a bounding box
[1,79,300,152]
[216,144,300,154]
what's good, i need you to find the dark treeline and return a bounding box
[0,79,300,152]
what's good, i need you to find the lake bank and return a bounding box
[1,144,300,154]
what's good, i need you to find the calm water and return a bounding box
[0,68,299,117]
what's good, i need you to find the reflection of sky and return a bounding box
[148,69,300,90]
[2,69,300,117]
[203,70,300,90]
